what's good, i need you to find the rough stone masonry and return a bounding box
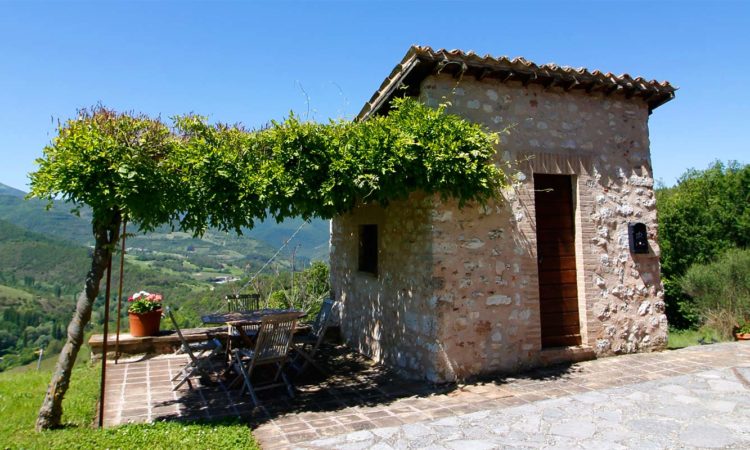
[330,46,675,382]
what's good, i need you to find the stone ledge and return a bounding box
[88,327,228,360]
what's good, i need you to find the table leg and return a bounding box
[236,326,255,348]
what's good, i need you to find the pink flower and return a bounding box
[128,291,160,302]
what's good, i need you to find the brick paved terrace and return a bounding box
[101,342,750,449]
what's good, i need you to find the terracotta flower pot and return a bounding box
[734,332,750,341]
[129,309,162,337]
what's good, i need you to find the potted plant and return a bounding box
[733,321,750,341]
[128,291,163,337]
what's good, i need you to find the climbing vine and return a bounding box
[162,97,506,233]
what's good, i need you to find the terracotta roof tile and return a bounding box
[358,45,676,120]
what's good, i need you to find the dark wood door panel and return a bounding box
[536,215,576,230]
[538,270,578,285]
[539,283,579,299]
[543,334,583,347]
[535,174,582,349]
[538,256,577,272]
[539,297,580,313]
[540,311,582,327]
[539,325,582,339]
[537,233,576,244]
[537,242,576,257]
[536,210,571,219]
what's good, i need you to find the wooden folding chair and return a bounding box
[230,312,298,406]
[226,294,262,342]
[166,307,223,391]
[225,294,261,311]
[290,299,336,375]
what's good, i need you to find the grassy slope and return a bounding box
[0,283,33,301]
[0,219,92,295]
[0,362,258,449]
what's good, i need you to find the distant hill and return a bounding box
[0,182,330,263]
[0,186,94,245]
[0,183,25,197]
[0,219,90,296]
[0,218,211,302]
[245,217,330,262]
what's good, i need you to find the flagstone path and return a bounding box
[102,342,750,449]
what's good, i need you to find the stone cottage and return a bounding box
[330,46,676,382]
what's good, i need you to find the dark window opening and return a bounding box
[358,224,378,275]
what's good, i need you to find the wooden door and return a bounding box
[534,174,582,348]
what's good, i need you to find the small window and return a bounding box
[358,224,378,275]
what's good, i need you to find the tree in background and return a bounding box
[680,248,750,339]
[657,161,750,328]
[29,98,508,430]
[265,261,331,315]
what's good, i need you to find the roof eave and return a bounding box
[358,46,677,120]
[357,51,422,122]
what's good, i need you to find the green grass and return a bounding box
[0,283,34,301]
[0,362,259,449]
[668,328,725,349]
[6,343,90,375]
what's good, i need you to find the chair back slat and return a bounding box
[311,299,334,338]
[226,294,260,312]
[165,307,199,365]
[253,312,298,363]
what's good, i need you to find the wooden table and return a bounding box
[201,309,306,349]
[202,309,306,382]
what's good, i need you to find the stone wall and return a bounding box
[331,194,444,380]
[331,74,667,382]
[424,74,667,380]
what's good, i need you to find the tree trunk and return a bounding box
[36,213,120,430]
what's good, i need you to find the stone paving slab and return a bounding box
[297,360,750,449]
[260,342,750,449]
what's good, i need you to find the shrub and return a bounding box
[658,161,750,327]
[680,248,750,339]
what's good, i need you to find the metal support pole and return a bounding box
[98,249,114,428]
[115,218,127,364]
[36,348,43,371]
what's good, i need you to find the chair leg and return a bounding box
[246,379,260,406]
[293,347,328,376]
[281,368,295,399]
[232,351,261,406]
[229,352,245,390]
[238,364,259,406]
[238,364,252,396]
[173,358,217,391]
[173,365,198,391]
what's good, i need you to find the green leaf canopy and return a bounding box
[30,98,507,235]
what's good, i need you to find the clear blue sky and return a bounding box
[1,0,748,191]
